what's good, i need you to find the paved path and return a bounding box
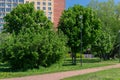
[2,64,120,80]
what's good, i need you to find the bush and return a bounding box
[0,28,68,70]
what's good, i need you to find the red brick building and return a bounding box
[54,0,65,29]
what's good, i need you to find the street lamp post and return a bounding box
[79,15,83,66]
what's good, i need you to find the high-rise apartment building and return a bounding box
[0,0,65,31]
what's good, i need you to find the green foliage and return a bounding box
[0,3,68,70]
[3,3,53,35]
[88,0,119,35]
[88,0,117,59]
[1,28,68,70]
[92,29,113,60]
[58,5,102,53]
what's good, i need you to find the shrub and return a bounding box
[1,28,68,70]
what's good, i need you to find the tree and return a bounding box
[58,5,102,64]
[88,0,118,35]
[88,0,120,59]
[92,29,113,60]
[3,3,53,35]
[0,3,68,70]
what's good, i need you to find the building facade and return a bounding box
[54,0,65,29]
[25,0,54,22]
[0,0,65,31]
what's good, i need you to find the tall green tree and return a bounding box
[88,0,120,59]
[58,5,102,64]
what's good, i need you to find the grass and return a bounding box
[0,58,119,79]
[62,68,120,80]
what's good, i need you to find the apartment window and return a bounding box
[37,2,40,5]
[6,3,11,8]
[0,13,5,17]
[13,3,17,7]
[0,8,5,12]
[31,2,34,5]
[48,2,51,6]
[26,1,29,3]
[0,3,5,7]
[43,7,46,10]
[19,0,24,3]
[43,2,46,5]
[6,8,11,12]
[48,17,51,20]
[13,0,18,2]
[48,7,51,10]
[37,7,40,10]
[48,12,52,15]
[0,18,4,23]
[7,0,12,2]
[0,0,5,2]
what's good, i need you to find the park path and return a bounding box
[2,64,120,80]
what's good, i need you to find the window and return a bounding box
[0,8,5,12]
[48,2,51,6]
[6,3,11,8]
[0,0,5,2]
[13,0,18,2]
[13,3,17,7]
[31,2,34,5]
[48,7,51,10]
[37,7,40,10]
[43,2,46,5]
[48,17,51,20]
[19,0,24,3]
[48,12,52,15]
[0,18,4,23]
[6,8,11,12]
[0,3,5,7]
[7,0,12,2]
[43,7,46,10]
[0,13,5,17]
[26,1,29,3]
[37,2,40,5]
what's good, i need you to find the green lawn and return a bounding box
[62,68,120,80]
[0,58,119,79]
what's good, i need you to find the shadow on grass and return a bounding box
[0,63,12,72]
[0,63,25,72]
[63,58,101,66]
[62,63,74,66]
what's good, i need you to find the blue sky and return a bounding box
[66,0,120,9]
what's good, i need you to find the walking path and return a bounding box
[2,64,120,80]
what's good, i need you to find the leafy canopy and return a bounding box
[58,5,102,53]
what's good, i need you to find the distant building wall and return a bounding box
[53,0,65,29]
